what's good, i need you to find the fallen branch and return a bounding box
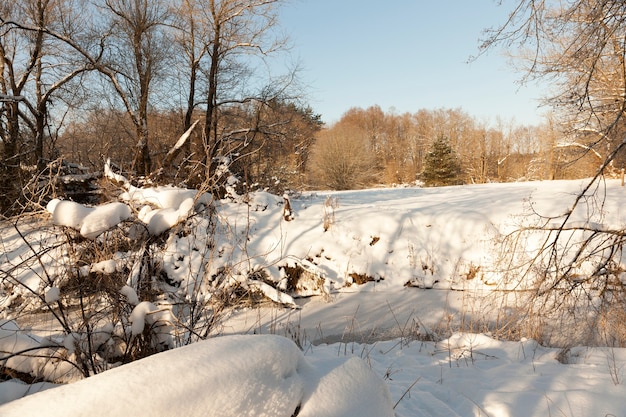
[162,120,200,168]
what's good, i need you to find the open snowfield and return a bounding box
[2,178,626,416]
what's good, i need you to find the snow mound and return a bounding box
[122,186,212,235]
[46,199,131,239]
[299,356,394,417]
[0,334,393,417]
[121,185,211,209]
[0,320,78,382]
[138,196,195,235]
[0,381,53,405]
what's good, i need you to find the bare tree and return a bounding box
[484,0,626,345]
[0,0,97,212]
[100,0,173,176]
[309,121,378,190]
[181,0,291,182]
[482,1,626,157]
[218,100,322,193]
[173,0,208,133]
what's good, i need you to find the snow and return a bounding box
[129,301,159,336]
[299,355,394,417]
[43,286,60,303]
[0,380,53,405]
[0,320,78,382]
[104,158,129,185]
[372,334,626,417]
[248,279,298,307]
[46,184,210,237]
[78,259,117,277]
[0,334,394,417]
[120,184,211,210]
[119,284,139,305]
[3,178,626,415]
[165,119,199,159]
[210,180,626,292]
[138,196,196,235]
[46,199,131,239]
[122,185,211,235]
[1,331,624,416]
[128,301,175,348]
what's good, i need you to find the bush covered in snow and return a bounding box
[0,167,332,383]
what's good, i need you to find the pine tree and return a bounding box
[421,135,461,187]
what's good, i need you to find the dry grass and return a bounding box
[322,196,337,232]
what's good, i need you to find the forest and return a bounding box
[2,0,622,217]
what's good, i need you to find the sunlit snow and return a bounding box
[46,199,131,239]
[2,178,626,416]
[0,334,394,417]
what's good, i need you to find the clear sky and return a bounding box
[278,0,546,126]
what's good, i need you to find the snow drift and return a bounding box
[0,334,394,417]
[46,199,132,239]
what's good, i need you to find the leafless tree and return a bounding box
[172,0,208,133]
[176,0,293,182]
[99,0,173,176]
[483,0,626,345]
[0,0,98,212]
[309,121,378,190]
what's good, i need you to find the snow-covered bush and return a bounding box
[0,164,323,382]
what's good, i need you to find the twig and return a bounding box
[393,376,421,409]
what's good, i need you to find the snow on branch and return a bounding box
[0,94,25,102]
[162,120,200,166]
[104,158,130,186]
[555,141,603,160]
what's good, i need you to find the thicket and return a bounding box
[477,0,626,349]
[0,0,329,387]
[0,0,322,216]
[0,160,335,383]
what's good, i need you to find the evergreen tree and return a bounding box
[421,135,461,187]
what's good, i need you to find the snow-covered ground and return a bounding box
[0,334,394,417]
[1,178,626,416]
[2,331,625,417]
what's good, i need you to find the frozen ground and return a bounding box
[1,178,626,416]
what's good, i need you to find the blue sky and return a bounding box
[278,0,545,126]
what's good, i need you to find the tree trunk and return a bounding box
[35,101,47,171]
[203,22,221,181]
[133,126,152,177]
[184,63,198,131]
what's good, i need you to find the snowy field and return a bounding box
[1,178,626,416]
